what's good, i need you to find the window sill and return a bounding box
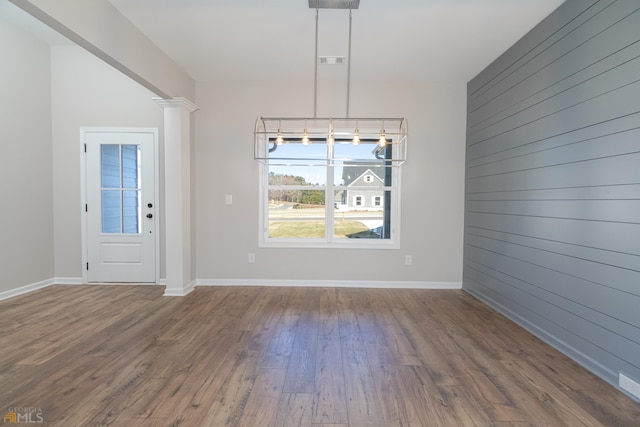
[259,239,400,250]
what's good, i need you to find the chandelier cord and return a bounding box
[346,4,353,118]
[314,3,319,118]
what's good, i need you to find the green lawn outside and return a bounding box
[269,220,369,238]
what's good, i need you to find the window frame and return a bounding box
[258,142,401,249]
[100,144,142,235]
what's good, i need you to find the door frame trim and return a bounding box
[80,127,160,284]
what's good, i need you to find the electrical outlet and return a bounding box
[404,255,412,265]
[248,253,255,264]
[619,373,640,400]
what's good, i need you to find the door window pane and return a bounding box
[102,190,121,233]
[101,145,121,188]
[121,145,139,188]
[101,144,141,234]
[122,190,141,233]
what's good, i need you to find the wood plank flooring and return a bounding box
[0,285,638,426]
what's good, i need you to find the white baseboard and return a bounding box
[163,279,196,296]
[53,278,160,286]
[53,277,84,285]
[196,278,462,289]
[0,277,460,303]
[0,278,55,301]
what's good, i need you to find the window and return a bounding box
[259,138,401,248]
[101,144,141,234]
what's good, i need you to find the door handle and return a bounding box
[146,213,153,219]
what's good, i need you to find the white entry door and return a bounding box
[83,128,157,283]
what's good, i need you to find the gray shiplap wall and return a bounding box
[463,0,640,399]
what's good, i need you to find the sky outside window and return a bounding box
[268,141,386,186]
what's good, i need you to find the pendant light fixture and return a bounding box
[378,121,386,147]
[352,120,360,146]
[276,121,284,146]
[327,119,335,145]
[302,119,310,145]
[255,1,407,166]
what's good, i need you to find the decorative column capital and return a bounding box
[154,97,199,113]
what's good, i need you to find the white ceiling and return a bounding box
[107,0,565,83]
[3,0,565,83]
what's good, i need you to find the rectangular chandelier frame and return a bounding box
[254,117,407,166]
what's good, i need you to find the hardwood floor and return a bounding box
[0,285,638,426]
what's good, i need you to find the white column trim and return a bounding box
[155,97,199,297]
[154,97,199,113]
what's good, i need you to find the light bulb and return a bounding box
[302,129,310,145]
[276,129,284,145]
[353,129,360,146]
[378,130,386,147]
[327,119,334,145]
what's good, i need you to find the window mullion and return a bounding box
[326,156,334,242]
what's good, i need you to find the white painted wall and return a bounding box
[0,15,54,292]
[2,8,467,289]
[195,79,466,284]
[9,0,194,100]
[50,45,164,279]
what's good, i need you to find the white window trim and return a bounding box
[354,195,363,206]
[258,148,402,250]
[372,196,383,207]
